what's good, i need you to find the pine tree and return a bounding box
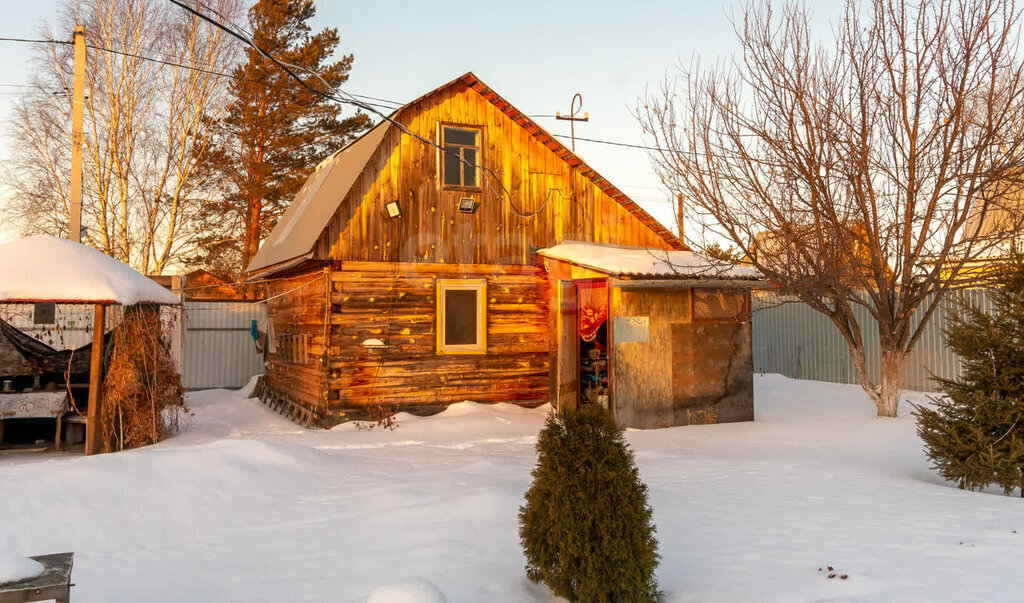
[207,0,369,274]
[519,405,662,602]
[915,255,1024,496]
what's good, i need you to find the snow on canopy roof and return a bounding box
[538,242,763,280]
[0,235,181,305]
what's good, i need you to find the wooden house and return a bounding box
[246,73,763,429]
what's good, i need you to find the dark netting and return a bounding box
[0,318,101,374]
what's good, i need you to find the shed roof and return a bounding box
[246,72,685,276]
[0,235,181,305]
[538,242,763,280]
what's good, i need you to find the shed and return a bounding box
[0,235,181,453]
[245,73,763,428]
[539,242,763,427]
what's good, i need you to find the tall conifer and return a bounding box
[208,0,369,275]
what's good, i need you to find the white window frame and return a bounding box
[436,279,487,354]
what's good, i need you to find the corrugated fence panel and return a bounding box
[182,302,266,390]
[752,289,994,392]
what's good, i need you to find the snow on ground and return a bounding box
[0,375,1021,601]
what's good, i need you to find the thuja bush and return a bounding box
[916,255,1024,496]
[518,404,661,602]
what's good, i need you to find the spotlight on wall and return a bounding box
[458,197,479,214]
[385,200,402,218]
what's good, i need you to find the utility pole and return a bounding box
[69,25,86,243]
[555,93,588,153]
[677,193,685,244]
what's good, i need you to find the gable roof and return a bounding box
[247,120,392,275]
[247,72,685,276]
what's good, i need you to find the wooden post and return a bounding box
[85,304,105,455]
[69,25,86,243]
[676,193,685,244]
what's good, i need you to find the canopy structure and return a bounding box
[0,235,180,456]
[0,235,180,305]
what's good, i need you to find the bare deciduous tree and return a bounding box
[640,0,1024,416]
[2,0,240,273]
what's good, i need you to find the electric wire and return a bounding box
[165,0,556,220]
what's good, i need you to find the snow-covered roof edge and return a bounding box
[0,235,181,305]
[538,241,764,281]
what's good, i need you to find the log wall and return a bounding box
[264,271,329,412]
[322,261,550,421]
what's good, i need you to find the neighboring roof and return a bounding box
[538,242,763,280]
[246,72,685,276]
[0,235,181,305]
[247,120,392,274]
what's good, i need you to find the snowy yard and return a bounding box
[1,375,1021,602]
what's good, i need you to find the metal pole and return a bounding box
[69,26,86,243]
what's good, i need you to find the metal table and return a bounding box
[0,552,74,603]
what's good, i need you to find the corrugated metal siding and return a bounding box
[182,302,266,390]
[752,290,994,392]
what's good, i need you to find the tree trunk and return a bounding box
[876,351,906,418]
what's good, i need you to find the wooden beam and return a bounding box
[85,304,105,455]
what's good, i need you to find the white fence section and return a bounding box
[751,289,993,392]
[182,302,265,390]
[0,304,96,349]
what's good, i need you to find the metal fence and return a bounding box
[182,302,265,390]
[751,289,994,392]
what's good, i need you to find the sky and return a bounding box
[0,0,847,244]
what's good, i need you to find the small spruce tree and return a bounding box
[915,254,1024,496]
[519,404,661,601]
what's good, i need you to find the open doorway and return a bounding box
[576,279,609,409]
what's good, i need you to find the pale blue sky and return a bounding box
[0,0,847,239]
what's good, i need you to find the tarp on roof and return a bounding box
[538,242,763,280]
[0,235,180,305]
[246,121,392,274]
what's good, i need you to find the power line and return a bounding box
[0,35,403,111]
[1,36,672,155]
[0,37,70,45]
[167,0,548,219]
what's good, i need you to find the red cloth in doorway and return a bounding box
[577,280,608,342]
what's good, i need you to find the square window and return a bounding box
[441,126,481,189]
[437,279,486,354]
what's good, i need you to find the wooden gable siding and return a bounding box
[324,261,550,415]
[313,81,676,266]
[264,271,329,411]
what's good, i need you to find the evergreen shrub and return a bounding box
[518,404,661,601]
[915,255,1024,496]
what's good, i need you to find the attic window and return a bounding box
[441,126,480,189]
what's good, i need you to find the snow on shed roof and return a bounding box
[538,242,763,280]
[0,235,181,305]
